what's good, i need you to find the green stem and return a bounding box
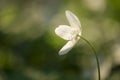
[80,36,101,80]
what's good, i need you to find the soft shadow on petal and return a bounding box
[55,25,74,40]
[58,39,77,55]
[65,10,81,32]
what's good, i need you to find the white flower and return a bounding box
[55,10,82,55]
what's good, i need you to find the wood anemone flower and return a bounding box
[55,10,82,55]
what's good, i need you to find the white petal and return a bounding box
[58,39,78,55]
[55,25,74,40]
[65,10,81,33]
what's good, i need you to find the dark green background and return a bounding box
[0,0,120,80]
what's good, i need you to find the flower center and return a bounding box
[71,28,80,40]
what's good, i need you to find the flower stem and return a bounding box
[80,36,101,80]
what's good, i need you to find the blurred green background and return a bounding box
[0,0,120,80]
